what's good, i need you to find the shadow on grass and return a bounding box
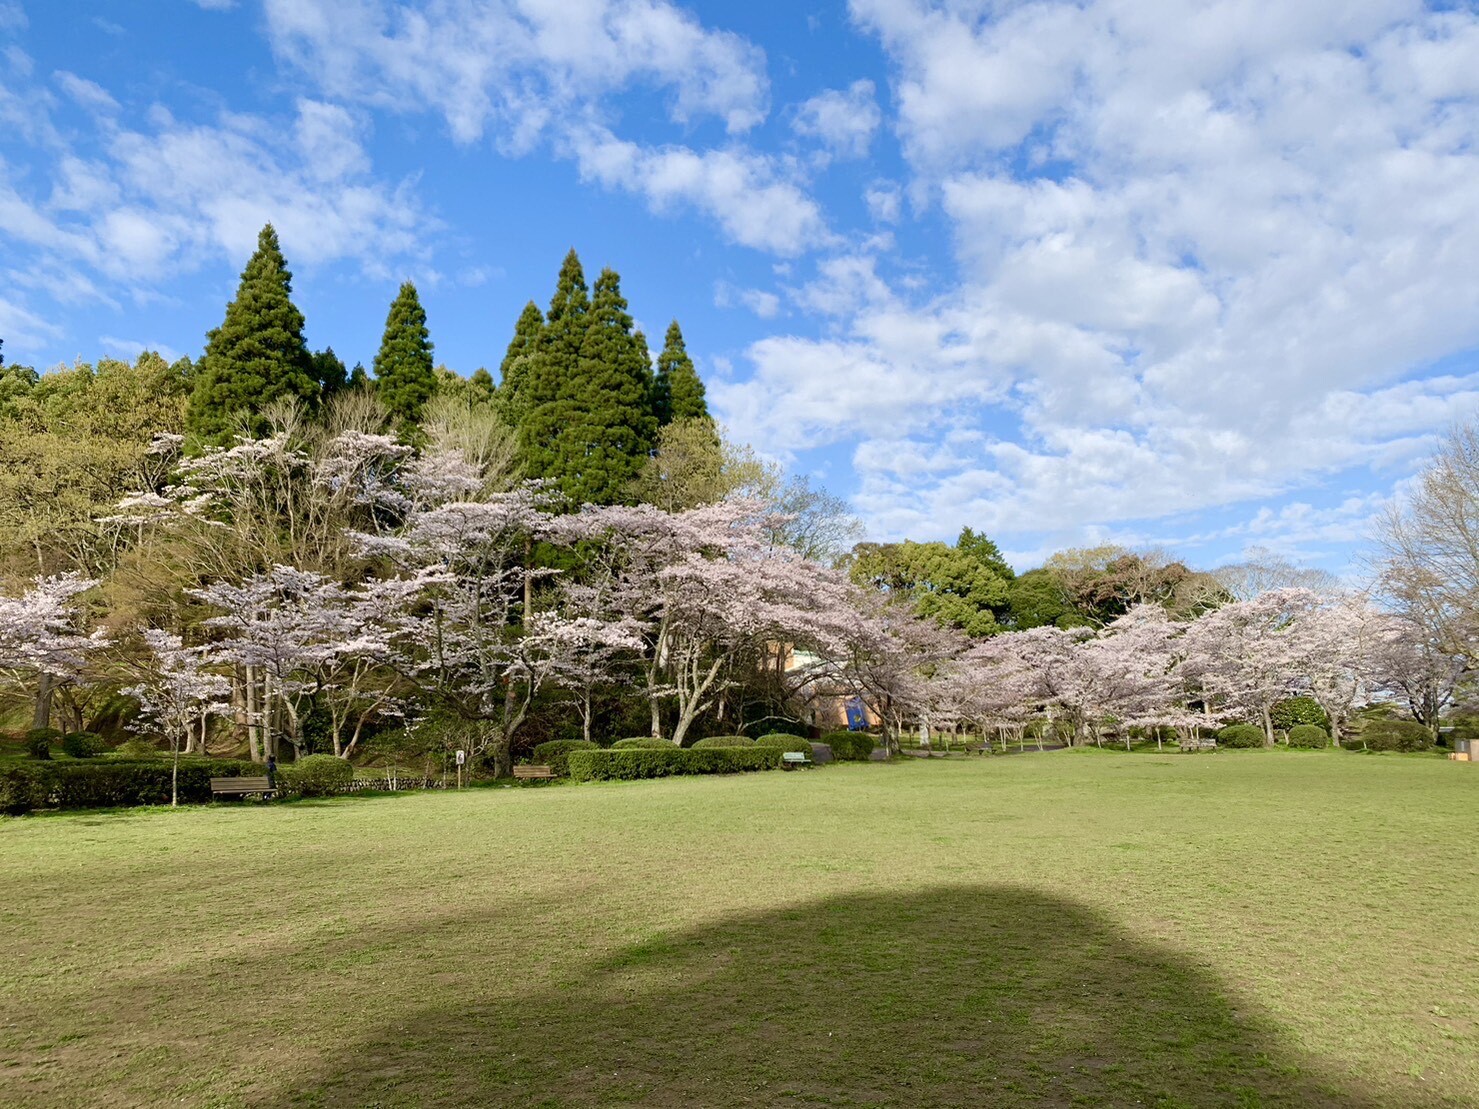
[283,885,1422,1108]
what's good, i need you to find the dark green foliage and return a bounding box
[1286,725,1331,749]
[26,727,59,759]
[652,320,707,426]
[277,754,353,797]
[754,734,813,755]
[956,527,1015,581]
[532,739,599,776]
[1217,724,1267,749]
[850,538,1013,636]
[821,730,877,761]
[61,731,104,758]
[1355,719,1433,752]
[568,746,782,781]
[349,363,371,390]
[1006,569,1087,630]
[1272,697,1331,733]
[518,250,588,484]
[0,759,259,813]
[691,735,755,749]
[520,263,657,505]
[311,347,348,397]
[610,737,672,749]
[497,300,544,426]
[373,282,436,425]
[187,224,317,442]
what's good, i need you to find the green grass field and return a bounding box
[2,751,1477,1107]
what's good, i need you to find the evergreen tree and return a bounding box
[562,268,657,504]
[653,321,707,426]
[518,250,589,482]
[496,299,544,427]
[187,224,317,442]
[348,363,370,390]
[373,281,436,425]
[311,347,348,398]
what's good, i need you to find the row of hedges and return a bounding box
[1,759,260,814]
[820,731,877,761]
[568,746,782,781]
[1286,724,1331,749]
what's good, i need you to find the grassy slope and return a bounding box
[1,752,1476,1108]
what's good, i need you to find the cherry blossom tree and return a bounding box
[0,573,107,730]
[123,629,232,806]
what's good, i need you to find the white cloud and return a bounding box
[188,0,236,11]
[98,335,182,363]
[567,127,829,255]
[263,0,769,144]
[292,99,371,181]
[0,293,61,354]
[864,179,901,223]
[713,0,1479,552]
[792,79,880,159]
[54,71,119,115]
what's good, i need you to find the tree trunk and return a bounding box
[1260,703,1275,746]
[244,666,262,763]
[33,673,55,731]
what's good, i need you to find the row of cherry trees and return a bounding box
[0,427,1458,771]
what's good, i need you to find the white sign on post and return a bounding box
[455,750,466,765]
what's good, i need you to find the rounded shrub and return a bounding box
[1286,724,1330,749]
[691,735,756,749]
[531,739,598,777]
[1271,696,1331,733]
[25,728,60,760]
[1357,719,1433,752]
[279,754,353,797]
[61,731,105,759]
[110,738,161,759]
[1216,723,1266,749]
[821,730,877,761]
[611,737,672,750]
[754,733,813,755]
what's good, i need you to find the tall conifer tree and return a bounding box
[373,281,436,426]
[496,299,544,427]
[187,224,317,442]
[652,321,708,426]
[518,250,589,482]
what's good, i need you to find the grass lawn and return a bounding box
[2,751,1477,1107]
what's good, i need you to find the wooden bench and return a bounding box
[781,751,812,768]
[513,764,555,780]
[211,775,275,799]
[1178,739,1218,753]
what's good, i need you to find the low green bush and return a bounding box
[1271,696,1331,732]
[821,730,876,761]
[531,739,599,776]
[754,733,813,755]
[109,738,161,759]
[691,735,755,749]
[277,754,353,797]
[568,746,782,781]
[1356,719,1433,752]
[610,737,672,749]
[61,731,105,758]
[1,758,260,814]
[26,728,60,760]
[1216,724,1266,749]
[1286,724,1330,749]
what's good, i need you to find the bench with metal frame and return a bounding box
[210,775,275,799]
[513,764,555,780]
[781,751,812,768]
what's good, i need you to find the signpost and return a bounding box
[455,749,465,789]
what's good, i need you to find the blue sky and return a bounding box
[3,1,1479,575]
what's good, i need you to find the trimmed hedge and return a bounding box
[1272,696,1331,732]
[569,746,782,781]
[691,735,756,749]
[1356,719,1433,752]
[821,730,876,761]
[755,733,814,755]
[531,739,599,776]
[1217,724,1266,749]
[277,754,353,797]
[26,728,59,760]
[1,758,260,814]
[1286,724,1330,749]
[61,731,104,758]
[610,737,672,750]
